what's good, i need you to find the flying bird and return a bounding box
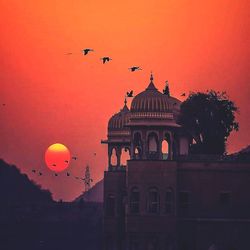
[32,169,36,173]
[82,48,94,55]
[181,93,186,97]
[38,172,42,176]
[66,172,70,177]
[128,66,142,72]
[126,91,133,97]
[52,164,57,167]
[72,156,77,160]
[100,57,112,64]
[54,173,58,177]
[64,160,69,163]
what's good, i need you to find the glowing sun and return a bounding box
[45,143,71,172]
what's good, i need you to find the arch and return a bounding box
[147,187,160,214]
[147,132,159,159]
[134,132,143,159]
[162,132,171,160]
[165,188,174,214]
[130,187,140,214]
[121,147,130,166]
[162,140,169,160]
[111,148,117,166]
[148,133,158,152]
[106,194,115,216]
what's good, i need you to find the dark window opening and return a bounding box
[147,188,160,214]
[165,189,174,214]
[130,187,140,214]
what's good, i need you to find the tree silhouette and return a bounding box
[179,90,239,155]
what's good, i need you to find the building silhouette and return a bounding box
[102,74,250,250]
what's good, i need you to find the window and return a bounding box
[147,187,160,214]
[148,133,158,152]
[121,147,130,166]
[162,140,169,160]
[219,192,231,207]
[134,132,143,159]
[165,189,174,214]
[106,194,115,216]
[179,191,190,213]
[130,187,140,214]
[111,148,117,166]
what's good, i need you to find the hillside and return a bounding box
[0,159,53,205]
[75,179,103,203]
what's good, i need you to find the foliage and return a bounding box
[179,90,239,155]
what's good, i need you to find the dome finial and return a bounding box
[124,97,127,106]
[121,96,129,112]
[150,71,154,82]
[146,71,157,90]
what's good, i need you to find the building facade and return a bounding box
[102,75,250,250]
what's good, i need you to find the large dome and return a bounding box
[131,74,181,113]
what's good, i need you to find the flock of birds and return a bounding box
[31,153,95,184]
[1,49,187,108]
[66,48,143,72]
[64,47,187,97]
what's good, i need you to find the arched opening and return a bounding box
[130,187,140,214]
[165,188,174,214]
[106,194,115,216]
[121,147,130,166]
[147,187,160,214]
[147,132,159,159]
[148,134,158,152]
[162,140,169,160]
[134,132,142,159]
[162,133,171,160]
[111,148,117,166]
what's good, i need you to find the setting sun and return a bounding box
[45,143,70,172]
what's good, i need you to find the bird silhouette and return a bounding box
[52,164,56,167]
[54,173,58,177]
[38,172,42,176]
[32,169,36,173]
[100,57,112,64]
[66,172,70,177]
[82,48,94,55]
[128,66,142,72]
[64,160,69,163]
[181,93,186,97]
[127,90,133,97]
[72,156,77,160]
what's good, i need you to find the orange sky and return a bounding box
[1,0,249,201]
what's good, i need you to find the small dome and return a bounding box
[131,74,181,113]
[108,103,130,130]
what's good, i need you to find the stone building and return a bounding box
[101,74,250,250]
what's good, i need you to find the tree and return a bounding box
[179,90,239,155]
